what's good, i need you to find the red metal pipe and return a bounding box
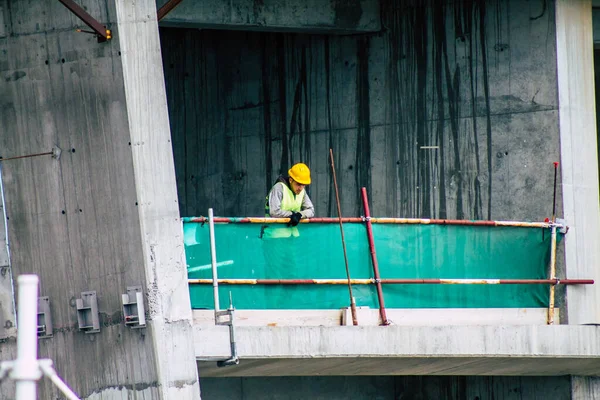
[188,278,594,285]
[0,151,53,162]
[157,0,185,21]
[361,187,389,325]
[380,279,595,285]
[187,217,364,224]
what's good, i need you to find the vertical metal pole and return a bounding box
[547,225,558,325]
[548,162,559,325]
[360,188,389,325]
[227,293,237,361]
[329,149,358,326]
[208,208,220,312]
[13,275,42,399]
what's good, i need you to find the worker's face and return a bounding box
[289,178,306,195]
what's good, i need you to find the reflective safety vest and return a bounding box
[263,182,305,239]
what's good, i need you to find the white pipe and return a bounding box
[208,208,220,312]
[13,275,42,400]
[38,361,80,400]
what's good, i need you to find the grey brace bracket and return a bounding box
[76,291,100,334]
[555,218,568,234]
[215,293,239,368]
[37,296,53,339]
[121,285,146,329]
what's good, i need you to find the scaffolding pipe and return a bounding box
[547,225,558,324]
[547,162,559,325]
[360,187,389,325]
[188,278,594,285]
[183,216,557,229]
[329,148,357,326]
[208,208,220,312]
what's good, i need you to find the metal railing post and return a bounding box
[208,208,220,313]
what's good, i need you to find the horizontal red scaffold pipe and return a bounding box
[188,278,594,285]
[184,217,558,229]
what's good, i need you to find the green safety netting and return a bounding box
[183,219,559,310]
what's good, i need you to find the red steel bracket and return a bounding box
[157,0,184,21]
[57,0,111,42]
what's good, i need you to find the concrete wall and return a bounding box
[157,0,381,34]
[199,376,572,400]
[162,0,559,222]
[0,0,198,398]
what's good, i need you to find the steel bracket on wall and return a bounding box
[122,285,146,329]
[57,0,111,42]
[76,291,100,334]
[37,296,53,339]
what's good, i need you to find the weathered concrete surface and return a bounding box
[0,0,198,398]
[200,376,573,399]
[556,0,600,325]
[194,325,600,377]
[572,376,600,399]
[192,308,556,327]
[156,0,381,33]
[114,0,200,398]
[162,0,561,222]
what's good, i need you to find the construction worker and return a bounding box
[264,162,315,228]
[262,163,314,306]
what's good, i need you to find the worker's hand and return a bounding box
[287,212,302,227]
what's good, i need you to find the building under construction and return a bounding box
[0,0,599,398]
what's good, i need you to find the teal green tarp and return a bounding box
[184,221,557,309]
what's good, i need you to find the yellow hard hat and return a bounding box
[288,163,311,185]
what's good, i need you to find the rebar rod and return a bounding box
[329,148,357,326]
[0,151,53,162]
[547,225,558,324]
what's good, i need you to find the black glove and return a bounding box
[287,212,302,227]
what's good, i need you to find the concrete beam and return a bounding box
[156,0,381,33]
[556,0,600,324]
[194,325,600,376]
[193,308,556,327]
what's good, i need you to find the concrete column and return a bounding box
[555,0,600,324]
[571,376,600,399]
[114,1,200,398]
[0,168,16,340]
